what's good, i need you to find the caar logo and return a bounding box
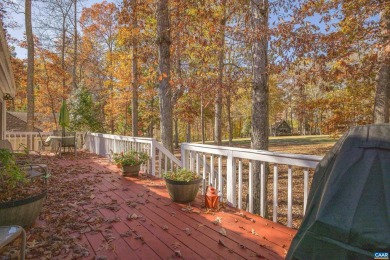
[374,252,389,260]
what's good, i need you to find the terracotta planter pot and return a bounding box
[0,191,47,227]
[165,178,202,203]
[122,164,141,177]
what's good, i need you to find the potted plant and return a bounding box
[163,168,202,203]
[113,150,149,177]
[0,149,48,227]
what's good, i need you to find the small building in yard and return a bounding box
[271,120,292,136]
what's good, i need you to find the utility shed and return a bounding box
[271,120,292,136]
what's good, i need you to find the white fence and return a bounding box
[5,131,323,228]
[181,143,322,227]
[85,133,181,177]
[5,131,84,151]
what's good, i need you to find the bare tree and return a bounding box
[250,0,269,215]
[72,0,78,90]
[25,0,34,135]
[157,0,173,152]
[215,0,227,145]
[132,0,138,136]
[373,7,390,123]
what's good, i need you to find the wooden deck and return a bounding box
[26,152,296,259]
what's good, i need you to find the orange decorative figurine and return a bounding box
[205,185,219,209]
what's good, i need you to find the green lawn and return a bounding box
[198,135,338,156]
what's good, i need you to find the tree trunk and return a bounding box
[373,7,390,123]
[186,122,191,142]
[132,0,139,136]
[72,0,78,90]
[61,15,66,96]
[227,88,233,146]
[149,98,155,138]
[174,118,179,148]
[250,0,269,215]
[157,0,173,152]
[214,0,227,145]
[201,94,205,144]
[25,0,34,136]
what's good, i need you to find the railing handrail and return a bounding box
[181,142,322,168]
[88,132,154,144]
[85,133,182,177]
[154,140,182,167]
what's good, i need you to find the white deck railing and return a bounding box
[181,143,322,227]
[5,131,84,151]
[5,131,323,228]
[85,133,181,177]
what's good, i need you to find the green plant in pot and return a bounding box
[0,149,48,227]
[163,168,202,203]
[113,150,149,176]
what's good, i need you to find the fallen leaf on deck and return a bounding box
[219,228,227,236]
[213,217,222,225]
[174,250,183,258]
[127,213,139,220]
[218,239,226,247]
[250,253,266,258]
[119,231,132,237]
[251,228,259,236]
[134,233,145,243]
[162,225,169,231]
[183,228,191,236]
[172,241,181,249]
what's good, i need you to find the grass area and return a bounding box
[195,135,338,157]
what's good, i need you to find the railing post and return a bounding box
[226,151,236,207]
[181,144,187,169]
[151,140,156,176]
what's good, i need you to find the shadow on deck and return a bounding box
[2,151,296,259]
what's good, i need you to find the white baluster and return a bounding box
[248,161,253,213]
[304,168,309,214]
[218,155,223,199]
[273,164,278,222]
[260,162,266,217]
[238,160,243,209]
[288,165,293,228]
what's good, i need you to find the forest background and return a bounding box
[1,0,389,148]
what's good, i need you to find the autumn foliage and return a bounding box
[4,0,387,139]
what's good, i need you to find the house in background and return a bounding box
[6,112,43,132]
[271,120,292,136]
[0,21,16,140]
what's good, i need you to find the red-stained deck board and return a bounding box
[93,155,296,258]
[98,178,227,259]
[100,175,285,259]
[37,153,297,260]
[99,180,239,260]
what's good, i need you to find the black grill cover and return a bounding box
[287,124,390,259]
